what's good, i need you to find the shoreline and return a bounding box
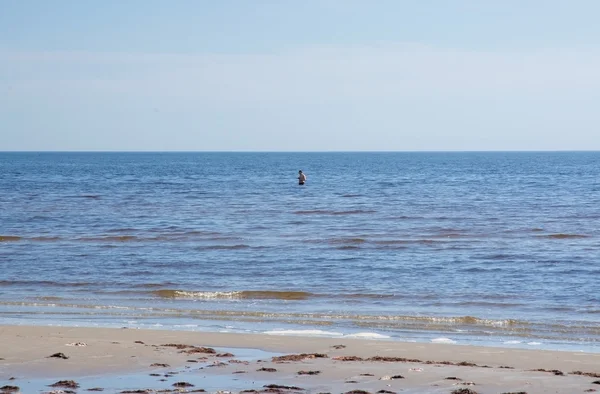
[1,325,599,393]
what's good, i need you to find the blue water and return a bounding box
[1,152,599,352]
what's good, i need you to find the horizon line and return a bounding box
[1,150,600,154]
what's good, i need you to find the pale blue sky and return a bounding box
[1,0,599,151]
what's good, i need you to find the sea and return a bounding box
[1,152,599,352]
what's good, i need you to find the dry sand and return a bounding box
[0,325,599,393]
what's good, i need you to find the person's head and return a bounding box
[299,170,302,173]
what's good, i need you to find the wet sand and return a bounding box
[0,325,599,393]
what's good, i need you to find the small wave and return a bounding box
[264,329,344,337]
[77,235,139,242]
[153,289,314,300]
[340,194,363,198]
[34,296,64,301]
[30,236,62,242]
[345,332,390,339]
[0,280,94,287]
[202,244,251,250]
[432,232,467,239]
[293,209,376,216]
[329,238,367,245]
[431,338,456,344]
[538,234,589,239]
[332,210,376,215]
[373,240,410,245]
[335,245,361,250]
[294,210,335,215]
[1,235,63,243]
[0,235,22,242]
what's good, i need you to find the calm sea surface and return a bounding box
[1,152,599,352]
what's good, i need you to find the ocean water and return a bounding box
[1,152,599,352]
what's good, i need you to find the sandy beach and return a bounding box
[1,325,598,393]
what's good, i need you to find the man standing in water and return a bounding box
[298,170,307,185]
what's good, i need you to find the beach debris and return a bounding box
[376,391,396,394]
[173,382,195,387]
[263,384,304,391]
[184,346,217,355]
[120,390,150,394]
[584,390,597,393]
[240,391,259,393]
[297,370,321,375]
[359,373,374,376]
[445,377,463,380]
[216,352,235,357]
[331,344,346,349]
[134,340,145,344]
[272,353,328,362]
[8,378,15,381]
[368,356,422,363]
[499,365,515,369]
[48,352,69,359]
[161,343,195,350]
[187,359,199,363]
[65,342,87,347]
[529,368,564,376]
[345,380,359,383]
[456,361,478,367]
[499,392,528,394]
[571,371,600,378]
[454,382,476,386]
[86,389,104,392]
[233,370,247,374]
[332,356,363,361]
[45,391,77,394]
[207,361,228,367]
[257,367,278,372]
[0,386,20,393]
[150,363,170,367]
[343,391,371,394]
[149,373,161,376]
[379,375,404,380]
[594,381,600,385]
[49,380,80,389]
[426,360,453,365]
[229,359,249,364]
[450,389,478,394]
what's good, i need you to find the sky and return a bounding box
[1,0,600,151]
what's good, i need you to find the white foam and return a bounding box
[263,329,344,337]
[503,340,521,344]
[431,337,457,344]
[344,332,390,339]
[527,342,542,346]
[263,330,390,339]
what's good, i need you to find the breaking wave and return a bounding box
[153,289,315,300]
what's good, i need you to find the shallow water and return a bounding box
[1,152,599,351]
